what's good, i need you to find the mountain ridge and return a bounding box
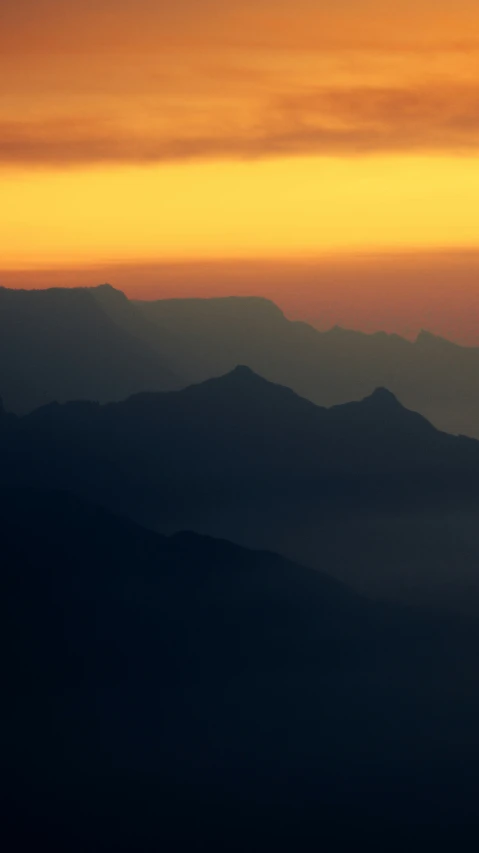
[0,284,179,413]
[130,288,479,437]
[14,367,439,436]
[3,283,479,437]
[5,485,479,848]
[3,367,479,606]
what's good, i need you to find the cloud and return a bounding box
[276,85,479,132]
[2,0,479,54]
[2,83,479,168]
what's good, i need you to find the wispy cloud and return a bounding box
[3,83,479,167]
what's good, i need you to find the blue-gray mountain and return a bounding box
[2,368,479,607]
[3,489,479,850]
[3,284,479,437]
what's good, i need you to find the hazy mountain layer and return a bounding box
[134,292,479,438]
[4,489,479,850]
[0,285,179,412]
[3,284,479,438]
[2,369,479,606]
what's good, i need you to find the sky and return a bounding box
[2,0,479,338]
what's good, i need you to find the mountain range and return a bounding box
[135,291,479,437]
[4,282,479,847]
[4,488,479,850]
[2,367,479,607]
[0,285,179,413]
[2,284,479,437]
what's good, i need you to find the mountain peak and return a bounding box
[204,365,271,388]
[331,386,437,433]
[204,365,275,392]
[218,365,304,394]
[367,387,401,406]
[229,364,259,379]
[95,283,117,292]
[181,365,317,415]
[90,283,127,301]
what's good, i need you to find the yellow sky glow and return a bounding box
[2,1,479,272]
[2,156,479,268]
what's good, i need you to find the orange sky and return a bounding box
[1,0,479,335]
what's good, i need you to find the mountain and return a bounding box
[0,285,179,413]
[2,487,364,693]
[3,370,479,606]
[4,284,479,438]
[135,294,479,438]
[4,488,479,850]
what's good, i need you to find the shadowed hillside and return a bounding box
[3,488,479,850]
[134,293,479,437]
[4,284,479,438]
[0,285,179,412]
[2,370,479,606]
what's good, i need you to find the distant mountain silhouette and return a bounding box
[0,285,179,412]
[4,488,479,850]
[3,370,479,606]
[134,293,479,438]
[5,284,479,848]
[3,285,479,437]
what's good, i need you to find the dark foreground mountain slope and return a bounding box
[3,489,479,850]
[135,293,479,437]
[0,285,178,412]
[2,370,479,606]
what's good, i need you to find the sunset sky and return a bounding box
[2,0,479,338]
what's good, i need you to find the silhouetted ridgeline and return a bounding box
[133,293,479,437]
[2,284,479,436]
[2,369,479,607]
[0,285,179,413]
[4,284,479,847]
[3,488,479,849]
